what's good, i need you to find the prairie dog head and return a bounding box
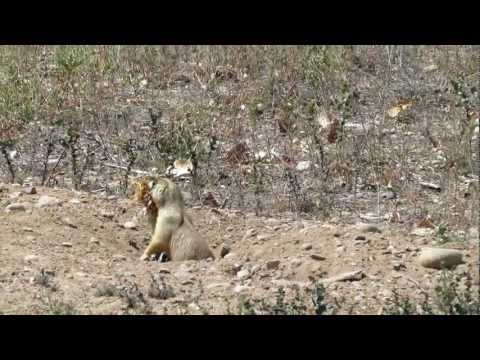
[132,176,184,209]
[150,177,184,209]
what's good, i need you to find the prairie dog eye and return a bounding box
[148,181,155,189]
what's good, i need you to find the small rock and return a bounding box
[219,244,230,258]
[223,253,236,260]
[36,195,61,208]
[47,158,60,165]
[23,227,34,232]
[22,186,36,195]
[251,264,260,273]
[232,263,242,274]
[113,254,127,261]
[100,210,115,219]
[272,279,309,289]
[75,272,88,278]
[410,228,434,237]
[206,282,230,290]
[243,228,257,239]
[301,243,312,251]
[186,303,202,314]
[236,269,250,280]
[290,258,302,268]
[62,217,77,228]
[310,254,326,261]
[233,284,250,293]
[357,223,382,233]
[393,262,406,271]
[359,213,385,223]
[254,151,267,161]
[5,203,28,212]
[354,240,369,246]
[89,237,100,244]
[266,260,280,270]
[123,221,137,230]
[419,182,441,192]
[9,192,22,200]
[418,247,464,269]
[323,270,365,283]
[355,235,367,241]
[24,255,39,262]
[423,64,438,72]
[381,190,396,200]
[61,242,73,247]
[296,161,311,172]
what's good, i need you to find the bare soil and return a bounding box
[0,183,478,315]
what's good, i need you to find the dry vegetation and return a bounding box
[0,46,478,315]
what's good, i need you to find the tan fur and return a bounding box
[132,176,214,262]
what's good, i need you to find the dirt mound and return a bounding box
[0,184,478,314]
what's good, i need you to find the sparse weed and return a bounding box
[32,269,58,291]
[94,282,118,297]
[383,270,480,315]
[0,45,477,236]
[147,273,175,300]
[39,292,76,315]
[235,283,335,315]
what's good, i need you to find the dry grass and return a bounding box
[0,45,478,235]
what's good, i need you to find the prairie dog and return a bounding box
[133,177,214,261]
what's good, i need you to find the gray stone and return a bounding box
[356,223,382,233]
[89,237,100,244]
[113,254,127,261]
[5,203,28,212]
[323,270,365,283]
[205,282,230,290]
[123,221,137,230]
[266,260,280,270]
[24,255,39,262]
[418,247,464,269]
[219,244,230,258]
[62,217,77,228]
[22,186,36,195]
[301,243,312,251]
[236,269,250,280]
[233,284,251,293]
[410,228,435,237]
[36,195,61,208]
[296,161,311,172]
